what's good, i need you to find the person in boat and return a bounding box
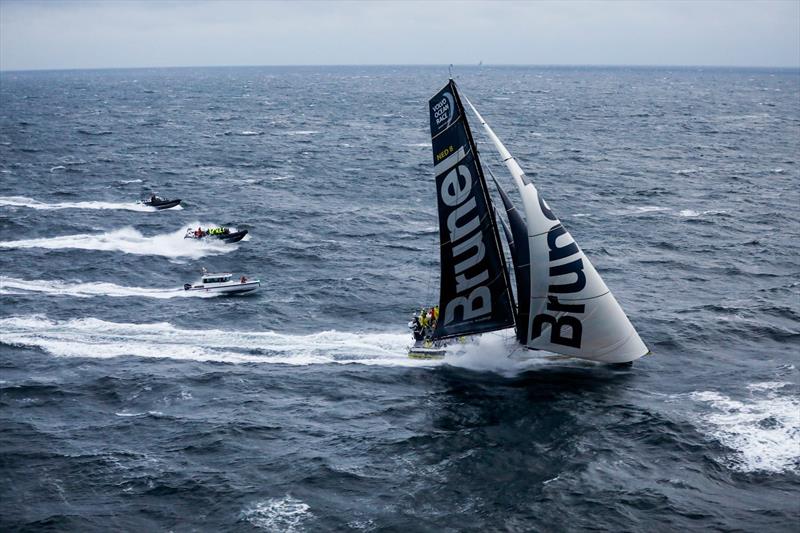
[149,193,157,203]
[419,308,428,330]
[195,227,203,238]
[428,306,439,334]
[240,275,247,283]
[410,312,425,341]
[411,315,424,341]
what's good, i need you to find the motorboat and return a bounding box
[184,227,248,243]
[183,272,260,294]
[141,195,181,210]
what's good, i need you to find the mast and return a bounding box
[428,80,516,340]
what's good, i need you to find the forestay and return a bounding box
[428,80,516,340]
[464,95,649,363]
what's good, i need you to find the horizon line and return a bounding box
[2,62,800,74]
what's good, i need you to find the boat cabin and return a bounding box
[202,273,232,284]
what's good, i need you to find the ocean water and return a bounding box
[0,65,798,531]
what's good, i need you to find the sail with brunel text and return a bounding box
[428,80,516,340]
[463,95,648,363]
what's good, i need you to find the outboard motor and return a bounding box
[183,283,192,291]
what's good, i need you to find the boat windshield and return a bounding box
[202,276,231,284]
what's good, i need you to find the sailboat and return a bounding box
[408,79,649,364]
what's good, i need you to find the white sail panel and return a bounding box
[464,95,648,363]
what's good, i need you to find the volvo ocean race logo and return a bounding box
[439,159,492,325]
[432,92,455,132]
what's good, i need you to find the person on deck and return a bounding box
[419,309,428,329]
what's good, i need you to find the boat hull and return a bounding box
[144,199,181,210]
[407,335,475,360]
[184,280,260,294]
[184,229,248,243]
[220,230,247,243]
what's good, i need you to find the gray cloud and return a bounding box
[1,0,798,70]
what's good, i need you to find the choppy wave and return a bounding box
[240,496,312,532]
[0,224,235,259]
[678,209,728,218]
[690,382,800,474]
[609,205,671,216]
[0,196,174,212]
[0,276,219,299]
[224,130,263,136]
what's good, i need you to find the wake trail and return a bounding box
[0,223,236,259]
[0,276,218,299]
[0,316,552,374]
[0,316,422,366]
[0,196,180,212]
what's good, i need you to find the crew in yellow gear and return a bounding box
[419,309,428,328]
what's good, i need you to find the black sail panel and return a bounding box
[492,176,531,345]
[497,208,516,258]
[429,80,515,339]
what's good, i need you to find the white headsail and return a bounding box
[464,95,649,363]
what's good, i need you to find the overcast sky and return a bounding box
[1,0,798,71]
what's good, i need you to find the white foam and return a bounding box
[0,315,426,367]
[240,496,312,532]
[284,130,319,135]
[609,205,670,216]
[679,209,728,218]
[442,330,549,376]
[690,382,800,473]
[672,168,702,175]
[0,276,218,299]
[0,196,160,212]
[0,223,235,259]
[0,316,563,373]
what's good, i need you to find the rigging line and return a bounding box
[530,291,611,302]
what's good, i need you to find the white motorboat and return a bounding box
[183,272,260,294]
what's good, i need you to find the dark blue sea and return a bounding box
[1,65,798,531]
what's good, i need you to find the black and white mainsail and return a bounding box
[428,80,516,339]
